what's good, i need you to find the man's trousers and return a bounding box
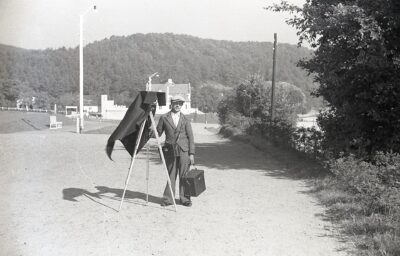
[162,151,191,204]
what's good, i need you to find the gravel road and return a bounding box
[0,120,349,256]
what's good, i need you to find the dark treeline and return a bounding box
[0,33,319,111]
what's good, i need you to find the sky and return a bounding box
[0,0,305,50]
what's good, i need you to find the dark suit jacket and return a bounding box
[156,111,195,155]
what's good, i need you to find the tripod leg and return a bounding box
[149,112,177,212]
[119,120,147,211]
[146,143,150,204]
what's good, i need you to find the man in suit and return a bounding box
[157,95,195,207]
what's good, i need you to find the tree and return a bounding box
[217,75,305,145]
[59,92,78,108]
[17,81,36,108]
[236,75,306,124]
[0,34,317,113]
[0,79,21,107]
[192,85,227,113]
[267,0,400,156]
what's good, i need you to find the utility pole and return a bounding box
[270,33,277,126]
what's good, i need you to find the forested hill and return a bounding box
[0,33,317,110]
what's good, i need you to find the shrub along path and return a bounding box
[0,113,351,255]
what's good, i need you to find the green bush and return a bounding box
[219,125,243,137]
[330,153,400,215]
[293,127,323,158]
[327,152,400,256]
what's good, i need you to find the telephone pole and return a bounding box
[270,33,277,126]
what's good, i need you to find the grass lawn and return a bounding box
[0,111,76,133]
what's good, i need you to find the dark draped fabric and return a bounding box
[106,91,165,160]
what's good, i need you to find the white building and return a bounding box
[147,78,198,114]
[101,95,128,120]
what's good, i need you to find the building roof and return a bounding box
[150,79,191,101]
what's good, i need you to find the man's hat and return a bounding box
[170,95,185,102]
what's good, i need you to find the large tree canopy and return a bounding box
[0,33,318,111]
[217,75,306,128]
[268,0,400,156]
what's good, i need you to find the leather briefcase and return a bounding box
[183,168,206,197]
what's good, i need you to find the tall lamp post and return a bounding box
[147,72,159,91]
[79,4,97,133]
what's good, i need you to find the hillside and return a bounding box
[0,33,319,111]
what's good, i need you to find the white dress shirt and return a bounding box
[171,112,180,127]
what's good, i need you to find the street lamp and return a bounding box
[79,4,97,133]
[147,72,159,91]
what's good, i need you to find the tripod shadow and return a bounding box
[95,186,163,204]
[62,186,164,211]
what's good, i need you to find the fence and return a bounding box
[292,127,324,160]
[0,107,49,113]
[247,119,325,161]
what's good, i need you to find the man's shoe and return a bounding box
[182,201,192,207]
[161,201,173,207]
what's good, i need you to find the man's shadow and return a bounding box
[62,186,164,211]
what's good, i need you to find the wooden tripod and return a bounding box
[119,111,177,212]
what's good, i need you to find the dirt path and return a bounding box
[0,122,349,256]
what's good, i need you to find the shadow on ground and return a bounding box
[62,186,165,211]
[144,138,328,180]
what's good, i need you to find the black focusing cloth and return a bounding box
[106,91,165,160]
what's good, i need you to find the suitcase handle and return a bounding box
[184,165,195,178]
[183,165,197,185]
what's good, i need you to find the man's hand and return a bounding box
[189,154,195,165]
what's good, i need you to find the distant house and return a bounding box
[147,78,198,114]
